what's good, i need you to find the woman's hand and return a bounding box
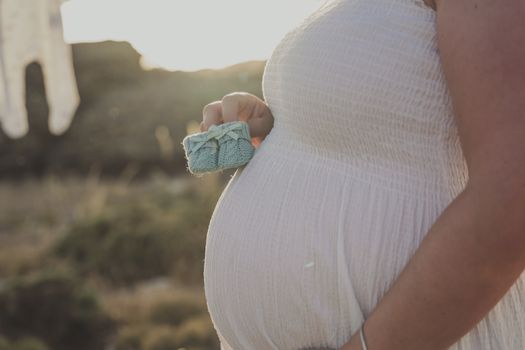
[201,92,274,148]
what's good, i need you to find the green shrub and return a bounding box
[52,183,214,286]
[0,270,116,350]
[11,337,50,350]
[0,336,49,350]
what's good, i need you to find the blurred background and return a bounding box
[0,0,326,349]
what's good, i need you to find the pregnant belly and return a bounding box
[203,134,444,350]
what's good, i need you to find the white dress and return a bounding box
[203,0,525,349]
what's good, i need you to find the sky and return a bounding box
[61,0,327,72]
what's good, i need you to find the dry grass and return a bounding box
[101,278,206,326]
[0,172,226,350]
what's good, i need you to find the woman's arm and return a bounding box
[340,0,525,349]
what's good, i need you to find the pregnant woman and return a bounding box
[200,0,525,349]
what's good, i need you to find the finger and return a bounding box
[246,105,274,138]
[221,93,251,123]
[202,101,223,131]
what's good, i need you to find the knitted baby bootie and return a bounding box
[182,129,220,175]
[181,120,255,175]
[215,121,255,170]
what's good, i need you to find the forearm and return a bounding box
[341,182,525,350]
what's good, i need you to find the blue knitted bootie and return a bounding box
[182,128,219,175]
[216,121,255,170]
[181,120,255,175]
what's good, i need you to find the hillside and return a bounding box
[0,41,266,178]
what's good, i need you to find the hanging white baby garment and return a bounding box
[0,0,79,138]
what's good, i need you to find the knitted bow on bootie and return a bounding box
[182,120,255,176]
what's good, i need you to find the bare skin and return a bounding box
[339,0,525,349]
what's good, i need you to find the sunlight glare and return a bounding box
[61,0,327,71]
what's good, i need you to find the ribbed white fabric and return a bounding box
[203,0,525,349]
